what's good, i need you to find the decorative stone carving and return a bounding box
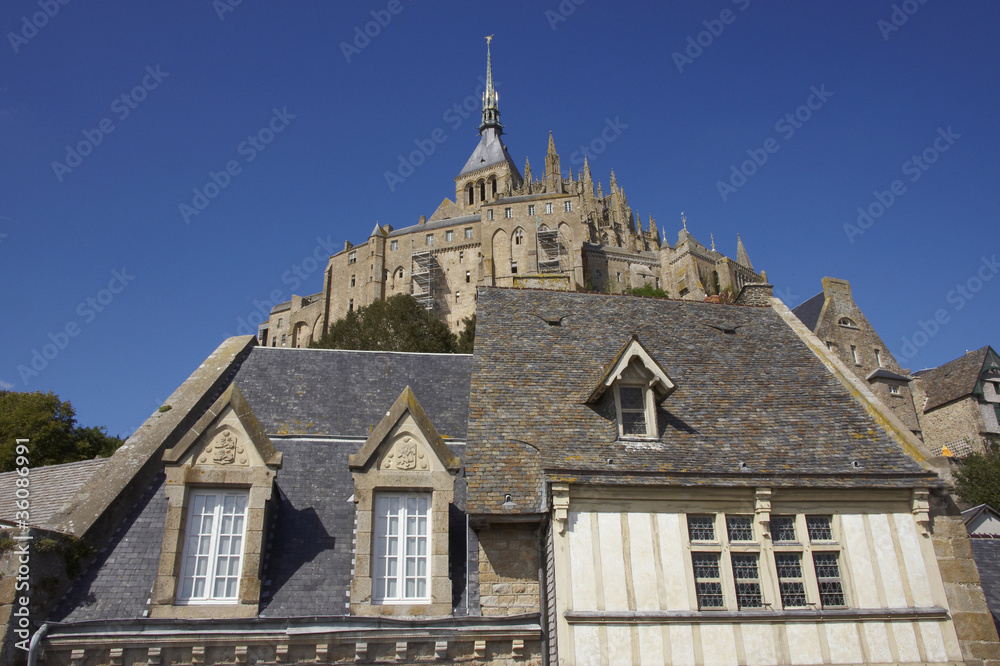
[199,430,248,466]
[382,436,429,471]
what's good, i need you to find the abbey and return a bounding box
[259,39,765,348]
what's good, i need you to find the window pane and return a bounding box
[619,386,644,409]
[692,553,724,608]
[726,515,754,542]
[687,515,716,541]
[771,516,797,542]
[731,554,763,608]
[774,552,807,607]
[806,515,833,541]
[813,552,846,607]
[621,411,647,436]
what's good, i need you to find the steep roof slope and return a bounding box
[465,288,936,514]
[0,459,106,530]
[232,347,473,439]
[919,346,991,411]
[791,291,824,331]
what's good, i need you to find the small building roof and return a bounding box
[0,459,107,531]
[465,288,937,515]
[919,346,993,411]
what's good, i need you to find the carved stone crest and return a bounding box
[383,436,429,471]
[199,430,247,466]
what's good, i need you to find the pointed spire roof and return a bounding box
[458,37,521,182]
[547,130,557,155]
[736,234,753,269]
[479,35,501,135]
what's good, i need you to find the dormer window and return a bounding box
[587,336,676,441]
[615,382,653,436]
[838,317,857,328]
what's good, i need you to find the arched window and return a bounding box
[466,185,474,205]
[479,180,486,202]
[514,228,524,246]
[490,177,497,197]
[838,317,858,328]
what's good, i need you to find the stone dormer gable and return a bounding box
[586,335,676,404]
[349,385,460,473]
[349,386,459,617]
[163,383,282,469]
[587,336,676,440]
[152,383,280,619]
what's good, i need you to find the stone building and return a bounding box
[258,39,764,347]
[912,346,1000,457]
[793,278,1000,459]
[11,287,1000,665]
[793,277,922,436]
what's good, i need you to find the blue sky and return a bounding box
[1,0,997,437]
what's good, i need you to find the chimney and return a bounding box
[734,283,773,307]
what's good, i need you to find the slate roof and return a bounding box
[867,368,911,382]
[0,459,106,530]
[792,291,825,331]
[387,214,480,238]
[54,348,474,621]
[970,536,1000,633]
[919,346,991,411]
[465,288,937,514]
[458,127,522,179]
[232,348,473,439]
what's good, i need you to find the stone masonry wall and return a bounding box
[478,525,540,617]
[931,492,1000,665]
[920,397,988,456]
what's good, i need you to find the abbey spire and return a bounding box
[480,35,501,135]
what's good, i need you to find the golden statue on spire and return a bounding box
[486,34,494,44]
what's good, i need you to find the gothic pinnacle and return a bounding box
[479,35,501,135]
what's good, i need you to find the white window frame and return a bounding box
[348,251,357,264]
[889,384,900,395]
[545,202,553,214]
[505,207,513,219]
[528,204,535,216]
[465,227,473,239]
[487,209,494,221]
[613,382,655,438]
[564,200,572,212]
[390,240,398,251]
[446,230,454,242]
[177,490,248,604]
[874,349,883,367]
[425,234,433,246]
[850,345,859,365]
[373,493,431,604]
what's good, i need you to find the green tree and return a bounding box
[456,315,475,354]
[625,284,671,299]
[312,294,459,353]
[0,391,124,471]
[954,447,1000,509]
